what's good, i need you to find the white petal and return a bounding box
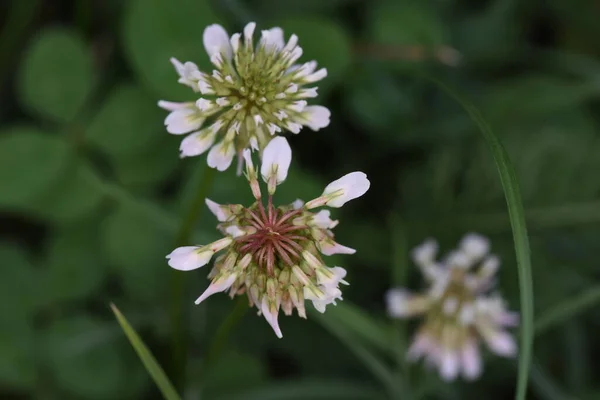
[225,225,245,238]
[261,297,283,338]
[484,330,517,357]
[166,246,213,271]
[319,241,356,256]
[304,68,327,83]
[158,100,190,111]
[301,106,330,131]
[260,136,292,184]
[292,199,304,209]
[180,129,216,157]
[203,24,232,61]
[310,210,335,229]
[407,332,434,361]
[165,109,204,135]
[243,22,256,45]
[205,198,228,221]
[230,32,241,53]
[260,27,285,51]
[461,339,482,380]
[207,140,236,171]
[322,171,370,208]
[195,274,237,304]
[460,233,490,260]
[411,239,438,267]
[440,350,460,381]
[385,289,429,318]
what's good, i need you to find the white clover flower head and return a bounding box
[158,22,330,172]
[166,142,370,338]
[386,233,518,381]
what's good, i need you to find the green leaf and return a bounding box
[276,17,352,92]
[0,126,72,207]
[28,160,105,224]
[44,225,107,303]
[86,84,165,159]
[123,0,222,98]
[111,304,181,400]
[103,205,172,301]
[425,77,534,400]
[44,316,129,399]
[18,27,94,122]
[113,137,180,190]
[0,245,36,389]
[222,379,384,400]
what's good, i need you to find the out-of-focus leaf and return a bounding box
[123,0,222,98]
[18,27,93,122]
[44,225,107,303]
[344,62,415,137]
[103,205,172,301]
[222,379,384,400]
[113,137,180,190]
[27,161,105,224]
[44,316,129,399]
[484,75,599,125]
[86,84,164,159]
[0,245,36,389]
[276,17,352,93]
[453,0,519,65]
[0,126,72,207]
[111,304,181,400]
[202,350,267,396]
[366,1,446,69]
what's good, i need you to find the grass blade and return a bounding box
[311,309,407,398]
[535,286,600,335]
[110,304,181,400]
[425,77,534,400]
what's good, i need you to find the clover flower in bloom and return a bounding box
[158,22,330,172]
[166,137,370,337]
[385,233,519,381]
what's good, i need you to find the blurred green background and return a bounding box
[1,0,600,399]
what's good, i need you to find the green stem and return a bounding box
[201,296,248,372]
[170,166,216,390]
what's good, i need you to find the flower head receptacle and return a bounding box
[158,22,330,172]
[386,233,519,381]
[166,137,370,338]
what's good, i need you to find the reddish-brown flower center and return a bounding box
[235,196,308,275]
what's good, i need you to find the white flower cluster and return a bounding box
[167,137,370,337]
[386,233,519,381]
[158,22,330,171]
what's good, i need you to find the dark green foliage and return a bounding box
[1,0,599,399]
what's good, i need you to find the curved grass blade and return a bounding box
[111,304,181,400]
[424,77,534,400]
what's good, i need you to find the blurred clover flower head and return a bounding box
[166,137,370,337]
[386,233,519,381]
[158,22,330,172]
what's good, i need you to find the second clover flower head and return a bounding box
[385,233,519,382]
[166,137,370,338]
[158,22,330,172]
